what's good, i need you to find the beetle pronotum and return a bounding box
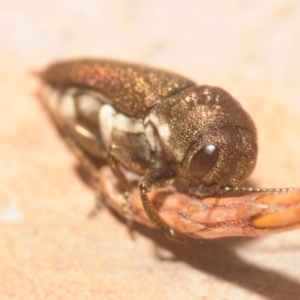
[38,59,297,242]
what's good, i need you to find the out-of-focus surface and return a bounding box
[1,1,300,299]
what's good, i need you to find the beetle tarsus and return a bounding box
[164,228,187,244]
[122,191,133,228]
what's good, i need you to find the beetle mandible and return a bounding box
[40,59,257,242]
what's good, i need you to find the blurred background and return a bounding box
[1,0,300,106]
[1,1,300,299]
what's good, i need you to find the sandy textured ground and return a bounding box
[1,1,300,299]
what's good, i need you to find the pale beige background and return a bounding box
[1,1,300,299]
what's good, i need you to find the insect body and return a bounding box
[40,59,257,242]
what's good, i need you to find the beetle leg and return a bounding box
[107,143,153,226]
[107,147,133,192]
[61,131,105,216]
[139,168,187,243]
[107,153,133,226]
[65,123,107,159]
[63,131,100,181]
[108,144,152,177]
[108,143,152,190]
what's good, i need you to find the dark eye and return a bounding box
[189,145,218,178]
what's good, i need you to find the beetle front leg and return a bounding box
[139,169,187,243]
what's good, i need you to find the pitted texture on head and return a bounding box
[150,85,257,187]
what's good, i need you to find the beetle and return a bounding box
[39,59,259,242]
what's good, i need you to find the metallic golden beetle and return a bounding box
[40,59,260,242]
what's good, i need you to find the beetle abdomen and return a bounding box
[41,84,161,165]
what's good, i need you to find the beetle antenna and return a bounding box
[221,186,295,194]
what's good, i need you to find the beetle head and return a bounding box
[149,85,257,189]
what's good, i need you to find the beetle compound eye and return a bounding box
[189,145,218,178]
